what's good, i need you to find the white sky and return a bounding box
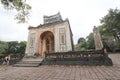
[0,0,120,44]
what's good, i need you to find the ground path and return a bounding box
[0,53,119,80]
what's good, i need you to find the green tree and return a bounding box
[100,8,120,41]
[77,37,86,44]
[99,8,120,52]
[0,41,8,57]
[76,33,95,51]
[98,25,117,52]
[17,41,26,54]
[76,37,87,51]
[86,33,95,50]
[0,41,26,58]
[6,41,19,54]
[1,0,31,23]
[6,41,26,54]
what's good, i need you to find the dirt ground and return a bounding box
[0,53,119,80]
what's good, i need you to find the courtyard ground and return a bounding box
[0,53,119,80]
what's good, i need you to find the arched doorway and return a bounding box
[40,31,54,55]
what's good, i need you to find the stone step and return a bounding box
[14,63,41,67]
[13,61,42,67]
[13,57,44,67]
[17,61,41,64]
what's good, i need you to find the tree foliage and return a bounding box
[99,8,120,52]
[86,33,95,50]
[17,41,26,54]
[76,34,95,51]
[1,0,31,23]
[100,8,120,40]
[6,41,19,54]
[0,41,8,57]
[76,37,87,51]
[0,41,26,58]
[77,37,86,44]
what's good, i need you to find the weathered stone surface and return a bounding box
[43,51,113,66]
[93,26,103,50]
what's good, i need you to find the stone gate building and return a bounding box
[25,12,74,56]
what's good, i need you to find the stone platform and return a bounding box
[14,50,113,67]
[0,54,119,80]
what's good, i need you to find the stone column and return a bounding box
[93,26,103,50]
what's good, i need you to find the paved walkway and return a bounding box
[0,54,119,80]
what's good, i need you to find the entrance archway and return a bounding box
[40,31,54,55]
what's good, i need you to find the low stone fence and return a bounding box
[45,50,104,59]
[43,50,113,66]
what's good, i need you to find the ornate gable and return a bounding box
[44,12,63,24]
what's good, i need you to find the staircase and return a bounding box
[13,56,44,67]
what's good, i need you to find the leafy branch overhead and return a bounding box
[1,0,31,23]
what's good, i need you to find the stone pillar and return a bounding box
[93,26,103,50]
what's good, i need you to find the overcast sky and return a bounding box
[0,0,120,44]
